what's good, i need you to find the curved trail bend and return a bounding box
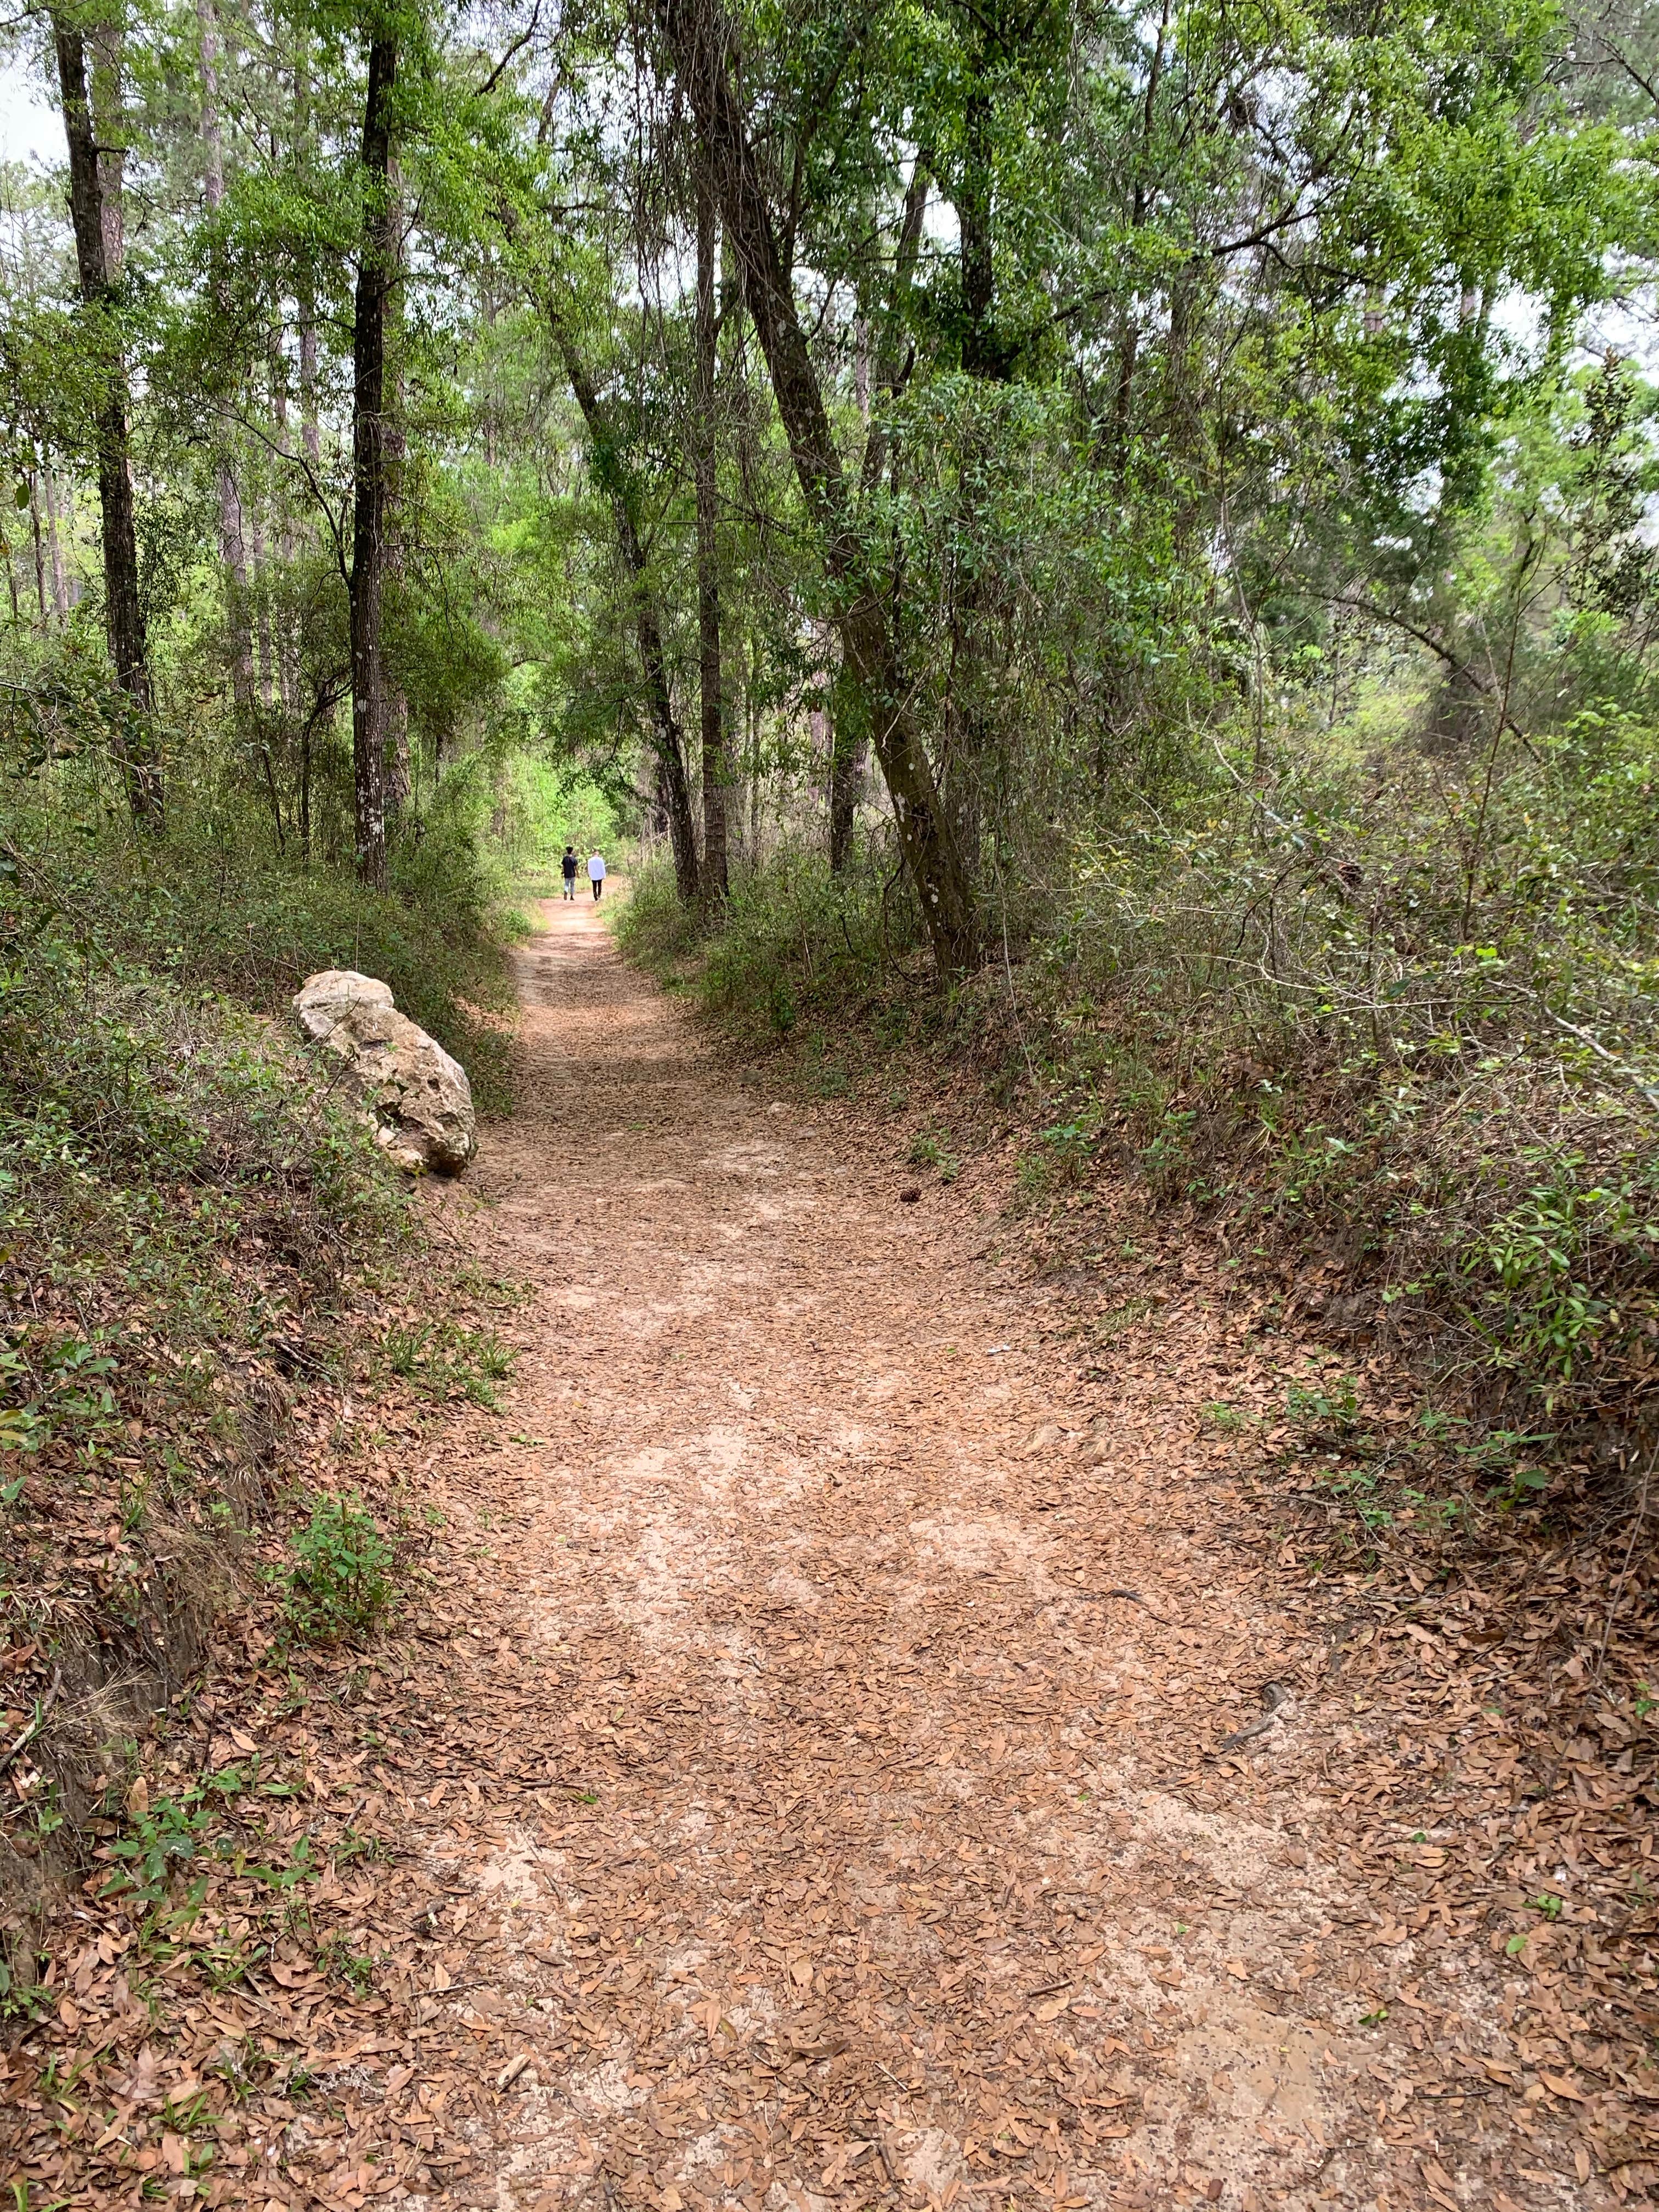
[398,898,1459,2211]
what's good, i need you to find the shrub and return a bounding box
[284,1492,395,1644]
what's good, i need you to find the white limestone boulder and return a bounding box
[292,969,476,1176]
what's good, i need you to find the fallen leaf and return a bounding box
[1539,2073,1587,2102]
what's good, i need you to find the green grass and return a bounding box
[381,1317,516,1407]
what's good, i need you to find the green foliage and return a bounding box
[317,1932,378,1996]
[104,1791,217,1909]
[101,1759,310,1923]
[0,848,410,1519]
[382,1317,515,1408]
[909,1132,960,1182]
[2,790,516,1114]
[283,1491,395,1644]
[1285,1376,1364,1449]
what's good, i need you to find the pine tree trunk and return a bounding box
[251,503,274,709]
[828,682,862,873]
[52,9,161,827]
[349,34,396,893]
[694,159,728,901]
[383,157,410,828]
[28,475,47,624]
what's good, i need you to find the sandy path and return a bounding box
[393,899,1459,2212]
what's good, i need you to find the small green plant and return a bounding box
[1286,1374,1364,1448]
[317,1933,376,1997]
[284,1492,394,1643]
[1038,1116,1096,1181]
[1200,1401,1246,1432]
[909,1132,959,1182]
[1012,1150,1053,1206]
[332,1824,388,1869]
[1528,1892,1564,1920]
[383,1319,515,1409]
[0,1953,49,2022]
[1092,1296,1154,1341]
[104,1791,215,1907]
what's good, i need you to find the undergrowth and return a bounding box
[0,789,518,1982]
[4,798,518,1115]
[619,708,1659,1481]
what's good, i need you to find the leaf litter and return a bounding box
[5,897,1657,2212]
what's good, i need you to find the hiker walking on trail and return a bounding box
[588,850,607,901]
[561,845,578,900]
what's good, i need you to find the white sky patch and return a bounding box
[0,47,61,167]
[1578,288,1659,376]
[1491,278,1659,380]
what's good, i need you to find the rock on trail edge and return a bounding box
[372,896,1549,2212]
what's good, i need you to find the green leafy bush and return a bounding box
[284,1492,395,1644]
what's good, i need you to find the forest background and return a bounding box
[6,0,1659,1542]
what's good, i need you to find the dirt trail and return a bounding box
[391,899,1516,2212]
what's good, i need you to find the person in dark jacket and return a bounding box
[561,845,578,900]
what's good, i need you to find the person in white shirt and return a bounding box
[587,850,607,901]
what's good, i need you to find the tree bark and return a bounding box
[693,157,728,901]
[958,83,1002,381]
[41,461,69,622]
[546,306,700,902]
[832,159,926,873]
[349,33,396,892]
[655,0,975,972]
[27,473,46,624]
[828,670,863,874]
[296,44,321,471]
[52,8,161,826]
[383,156,410,826]
[198,0,257,727]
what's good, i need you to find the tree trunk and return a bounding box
[251,503,275,708]
[383,156,410,827]
[958,83,1001,381]
[28,473,47,624]
[656,0,975,971]
[693,158,728,901]
[349,33,396,892]
[198,0,258,726]
[1,520,19,627]
[828,671,864,874]
[949,49,1008,871]
[546,305,700,902]
[41,461,69,622]
[52,8,161,827]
